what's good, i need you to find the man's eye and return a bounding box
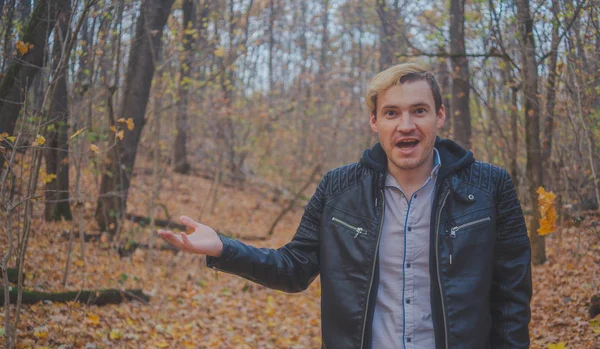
[385,111,397,116]
[415,108,426,114]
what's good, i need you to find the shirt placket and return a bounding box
[404,203,416,348]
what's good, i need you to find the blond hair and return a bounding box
[366,63,442,116]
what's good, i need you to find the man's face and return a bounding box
[369,80,446,174]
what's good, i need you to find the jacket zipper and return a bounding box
[360,189,385,349]
[448,217,491,265]
[435,190,451,349]
[331,217,368,238]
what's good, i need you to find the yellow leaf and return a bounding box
[87,314,100,326]
[590,318,600,334]
[116,130,124,140]
[110,125,116,132]
[117,118,126,123]
[69,127,86,140]
[126,118,134,131]
[6,136,15,142]
[214,47,226,57]
[32,134,45,146]
[75,260,84,267]
[16,41,33,55]
[537,186,556,236]
[156,342,170,348]
[90,144,100,154]
[33,330,48,339]
[109,329,123,340]
[548,343,567,349]
[43,173,56,184]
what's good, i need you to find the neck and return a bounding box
[387,151,435,197]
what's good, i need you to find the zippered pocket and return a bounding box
[331,217,368,238]
[447,216,491,265]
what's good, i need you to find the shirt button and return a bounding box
[406,263,411,268]
[414,194,418,198]
[408,227,412,232]
[407,338,412,343]
[406,299,411,304]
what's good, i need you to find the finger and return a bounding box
[179,215,200,230]
[158,230,185,249]
[180,232,197,252]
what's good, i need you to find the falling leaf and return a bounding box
[537,187,557,236]
[90,144,100,153]
[116,130,124,140]
[32,134,46,147]
[69,127,86,140]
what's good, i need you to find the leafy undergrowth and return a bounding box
[1,168,599,349]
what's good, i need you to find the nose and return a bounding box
[396,113,416,133]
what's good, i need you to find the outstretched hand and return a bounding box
[157,216,223,257]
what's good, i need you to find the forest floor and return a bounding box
[1,165,599,349]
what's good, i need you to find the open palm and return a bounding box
[157,215,223,257]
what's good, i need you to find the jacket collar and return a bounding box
[359,136,475,181]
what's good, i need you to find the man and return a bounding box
[158,63,532,349]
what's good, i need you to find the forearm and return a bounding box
[206,234,319,293]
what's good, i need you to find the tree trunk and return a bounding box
[0,288,150,306]
[173,0,195,174]
[515,0,545,265]
[541,0,560,176]
[95,0,175,237]
[450,0,471,150]
[376,0,406,70]
[0,0,67,164]
[44,0,72,221]
[437,46,452,136]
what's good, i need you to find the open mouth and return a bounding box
[395,139,420,151]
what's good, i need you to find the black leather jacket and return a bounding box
[207,138,532,349]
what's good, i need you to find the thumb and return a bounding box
[179,215,200,230]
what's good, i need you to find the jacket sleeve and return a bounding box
[490,169,532,348]
[205,173,327,293]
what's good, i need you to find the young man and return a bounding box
[158,63,532,349]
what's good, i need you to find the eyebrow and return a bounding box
[380,102,431,109]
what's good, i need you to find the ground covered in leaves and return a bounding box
[1,168,599,348]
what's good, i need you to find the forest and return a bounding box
[0,0,599,348]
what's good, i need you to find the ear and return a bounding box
[369,113,378,133]
[436,105,446,129]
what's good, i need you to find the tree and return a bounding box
[44,0,73,221]
[0,0,69,166]
[95,0,175,237]
[376,0,407,69]
[515,0,545,265]
[449,0,471,150]
[173,0,195,174]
